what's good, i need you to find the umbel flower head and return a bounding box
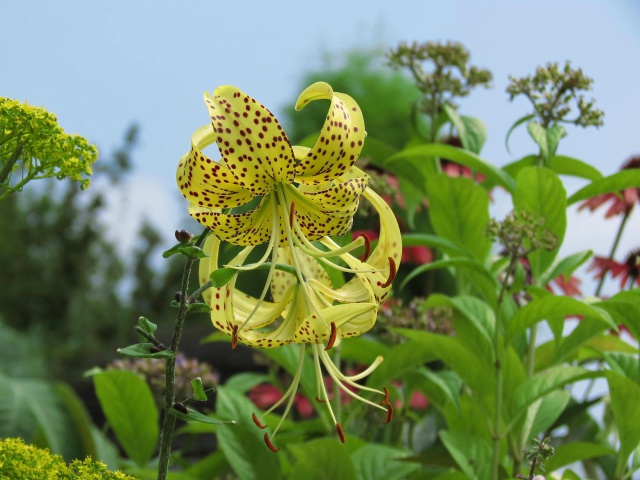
[177,82,401,451]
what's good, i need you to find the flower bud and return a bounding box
[175,229,194,243]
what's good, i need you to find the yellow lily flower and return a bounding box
[179,83,402,450]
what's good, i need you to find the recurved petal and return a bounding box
[177,124,254,209]
[204,87,295,194]
[291,303,377,344]
[189,193,280,246]
[294,82,366,185]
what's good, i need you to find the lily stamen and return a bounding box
[252,413,267,429]
[264,433,280,453]
[325,322,338,350]
[380,257,397,288]
[336,423,346,443]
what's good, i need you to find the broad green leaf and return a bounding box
[339,335,390,365]
[215,386,281,480]
[368,341,436,388]
[352,444,420,480]
[440,431,491,480]
[508,366,602,419]
[442,105,487,154]
[527,121,549,160]
[603,352,639,380]
[503,154,603,181]
[427,174,491,262]
[561,470,582,480]
[223,372,270,393]
[606,371,640,472]
[384,143,516,193]
[402,233,472,258]
[505,113,535,154]
[528,390,570,439]
[396,329,495,410]
[287,438,356,480]
[423,294,495,356]
[544,440,616,472]
[568,169,640,205]
[402,258,498,306]
[0,374,94,461]
[357,136,398,169]
[379,147,438,194]
[117,342,175,359]
[415,369,462,414]
[92,370,158,468]
[513,166,566,282]
[184,451,230,480]
[600,290,640,339]
[397,175,424,229]
[209,267,238,287]
[163,244,208,259]
[505,295,616,345]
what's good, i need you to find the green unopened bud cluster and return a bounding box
[507,61,604,129]
[387,40,492,116]
[486,210,556,257]
[0,98,98,199]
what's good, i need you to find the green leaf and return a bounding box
[191,377,208,401]
[287,438,356,480]
[214,386,282,480]
[505,113,535,154]
[260,344,318,409]
[117,342,175,359]
[603,352,639,380]
[137,316,157,335]
[439,431,491,480]
[396,329,494,410]
[442,105,487,154]
[505,295,616,345]
[508,366,602,419]
[402,258,498,306]
[541,250,593,286]
[426,174,491,262]
[568,169,640,205]
[162,244,208,259]
[92,370,158,468]
[513,166,567,282]
[503,154,603,181]
[352,444,419,480]
[415,369,462,414]
[528,390,570,439]
[223,372,270,393]
[526,122,564,163]
[401,233,472,258]
[545,442,615,472]
[171,407,232,425]
[368,341,437,388]
[209,267,238,287]
[0,374,94,460]
[185,451,230,480]
[384,143,516,193]
[561,470,582,480]
[606,371,640,471]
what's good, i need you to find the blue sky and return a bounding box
[4,0,640,292]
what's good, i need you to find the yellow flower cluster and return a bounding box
[0,437,137,480]
[0,98,98,200]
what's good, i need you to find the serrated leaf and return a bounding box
[352,444,419,480]
[92,370,158,468]
[117,343,175,359]
[287,438,357,480]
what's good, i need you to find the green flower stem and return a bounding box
[490,253,520,480]
[595,208,631,297]
[134,326,162,346]
[157,229,209,480]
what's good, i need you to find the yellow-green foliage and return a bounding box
[0,437,138,480]
[0,97,98,199]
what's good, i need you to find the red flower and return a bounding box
[589,249,640,289]
[248,384,314,418]
[579,155,640,217]
[548,275,582,297]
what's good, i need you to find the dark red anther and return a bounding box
[231,324,239,349]
[357,233,371,261]
[289,201,296,226]
[315,396,327,404]
[264,433,280,453]
[252,412,267,429]
[325,322,337,350]
[382,403,394,424]
[381,386,390,406]
[336,423,346,443]
[380,257,397,289]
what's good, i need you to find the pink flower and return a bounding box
[579,155,640,218]
[589,249,640,289]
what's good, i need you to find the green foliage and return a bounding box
[0,437,136,479]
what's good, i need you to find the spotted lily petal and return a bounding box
[294,82,366,185]
[205,86,295,195]
[177,124,254,209]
